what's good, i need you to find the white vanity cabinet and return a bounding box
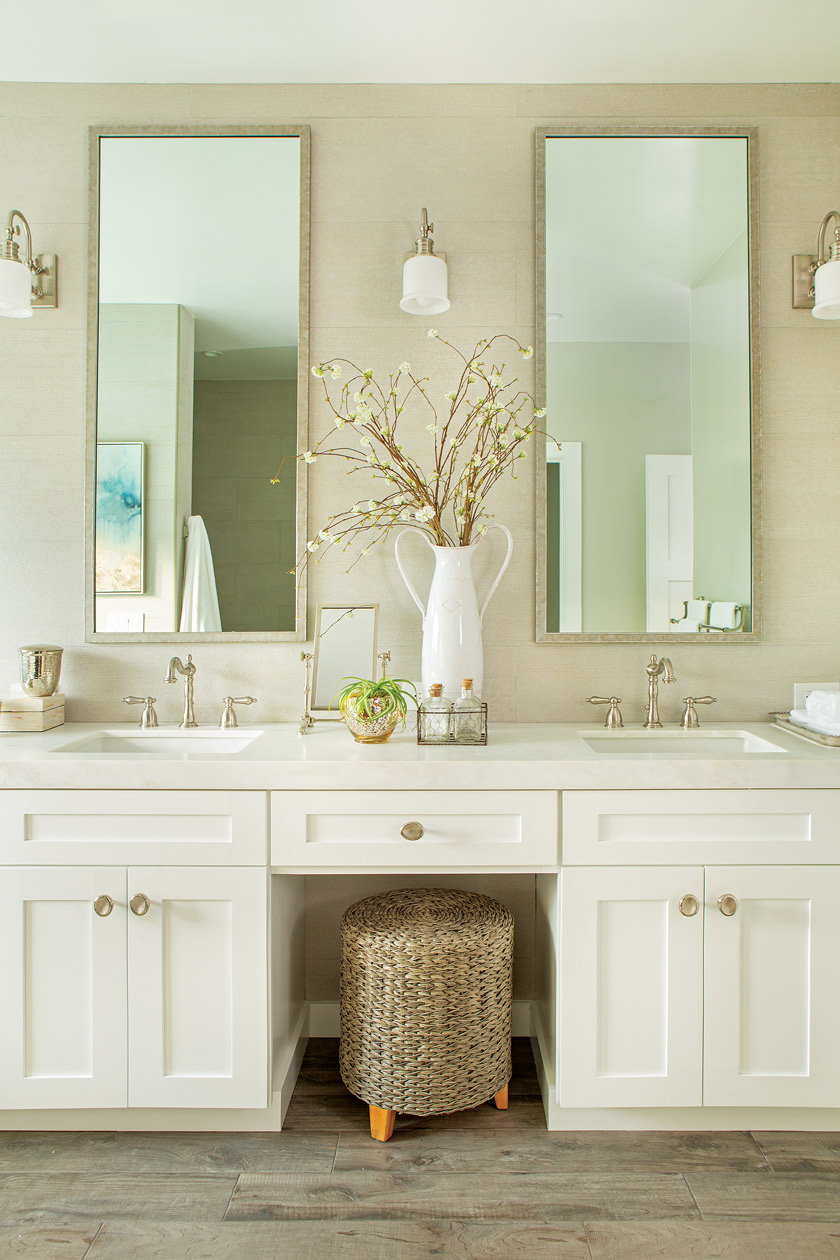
[0,791,270,1112]
[554,791,840,1115]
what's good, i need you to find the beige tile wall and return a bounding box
[1,81,839,723]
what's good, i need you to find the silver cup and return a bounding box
[19,645,63,697]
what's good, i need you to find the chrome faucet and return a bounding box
[165,654,198,728]
[643,654,675,729]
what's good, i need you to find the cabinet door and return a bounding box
[127,867,268,1108]
[0,867,127,1108]
[704,866,840,1107]
[560,866,704,1108]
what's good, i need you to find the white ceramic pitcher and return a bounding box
[394,524,513,700]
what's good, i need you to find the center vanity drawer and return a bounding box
[0,791,267,865]
[271,791,558,869]
[562,789,840,865]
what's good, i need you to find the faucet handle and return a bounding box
[220,696,257,729]
[680,696,717,728]
[587,695,624,729]
[122,696,159,729]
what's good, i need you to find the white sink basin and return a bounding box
[55,729,264,757]
[581,729,786,756]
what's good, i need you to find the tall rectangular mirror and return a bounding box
[85,126,309,642]
[535,127,759,642]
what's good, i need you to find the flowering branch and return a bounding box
[273,331,544,575]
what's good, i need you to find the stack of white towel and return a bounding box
[789,690,840,737]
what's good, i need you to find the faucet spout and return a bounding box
[165,654,197,727]
[643,654,676,729]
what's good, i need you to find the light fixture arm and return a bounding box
[1,210,35,270]
[816,210,840,266]
[413,207,437,256]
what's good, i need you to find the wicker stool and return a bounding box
[339,887,513,1141]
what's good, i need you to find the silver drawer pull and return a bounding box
[93,894,114,917]
[130,893,151,916]
[400,821,425,842]
[679,894,699,917]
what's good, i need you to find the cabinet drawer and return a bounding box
[271,791,558,869]
[0,791,267,865]
[562,789,840,865]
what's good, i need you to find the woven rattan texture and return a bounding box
[339,887,513,1115]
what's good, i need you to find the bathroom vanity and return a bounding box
[1,720,839,1133]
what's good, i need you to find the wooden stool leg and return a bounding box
[369,1104,397,1141]
[493,1083,509,1110]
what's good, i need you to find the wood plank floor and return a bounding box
[1,1039,839,1259]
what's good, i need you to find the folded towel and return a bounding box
[676,618,701,632]
[805,690,840,725]
[709,601,738,629]
[789,708,840,737]
[687,599,710,622]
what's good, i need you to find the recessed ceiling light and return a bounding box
[202,350,223,358]
[547,312,564,322]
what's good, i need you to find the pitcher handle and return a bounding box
[394,527,435,622]
[477,523,514,625]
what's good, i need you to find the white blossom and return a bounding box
[399,362,411,374]
[311,364,325,378]
[489,374,503,387]
[367,501,377,511]
[334,416,346,428]
[520,345,534,360]
[361,546,372,556]
[415,504,435,523]
[303,451,317,464]
[426,423,440,434]
[428,328,438,338]
[534,407,546,418]
[445,391,456,401]
[358,434,372,448]
[330,364,342,379]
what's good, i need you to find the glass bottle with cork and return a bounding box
[452,677,483,743]
[419,682,452,743]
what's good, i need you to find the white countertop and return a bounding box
[1,720,840,790]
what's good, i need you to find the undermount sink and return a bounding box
[54,729,264,757]
[581,729,786,756]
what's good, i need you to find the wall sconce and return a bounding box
[400,208,449,315]
[0,210,58,319]
[792,211,840,320]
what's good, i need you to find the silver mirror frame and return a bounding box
[535,124,761,645]
[310,603,380,717]
[84,124,310,643]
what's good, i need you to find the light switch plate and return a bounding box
[794,681,839,709]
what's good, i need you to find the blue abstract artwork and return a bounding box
[95,442,144,593]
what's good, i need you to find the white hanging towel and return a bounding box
[179,515,222,632]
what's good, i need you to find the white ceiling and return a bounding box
[4,0,839,84]
[546,136,748,342]
[98,135,299,355]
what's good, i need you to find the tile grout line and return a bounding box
[221,1173,241,1223]
[79,1220,104,1260]
[682,1171,706,1220]
[748,1130,778,1171]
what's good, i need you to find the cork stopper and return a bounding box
[462,678,473,688]
[429,683,443,697]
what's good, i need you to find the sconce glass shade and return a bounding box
[813,258,840,320]
[0,256,33,317]
[400,253,450,315]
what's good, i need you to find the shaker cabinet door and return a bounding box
[703,865,840,1108]
[126,866,269,1109]
[560,866,704,1108]
[0,867,128,1109]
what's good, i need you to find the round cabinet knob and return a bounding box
[717,893,739,917]
[679,894,699,917]
[130,893,151,916]
[93,894,114,917]
[400,821,425,842]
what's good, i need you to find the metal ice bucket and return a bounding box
[19,645,63,697]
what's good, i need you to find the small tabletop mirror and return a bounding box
[311,605,379,716]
